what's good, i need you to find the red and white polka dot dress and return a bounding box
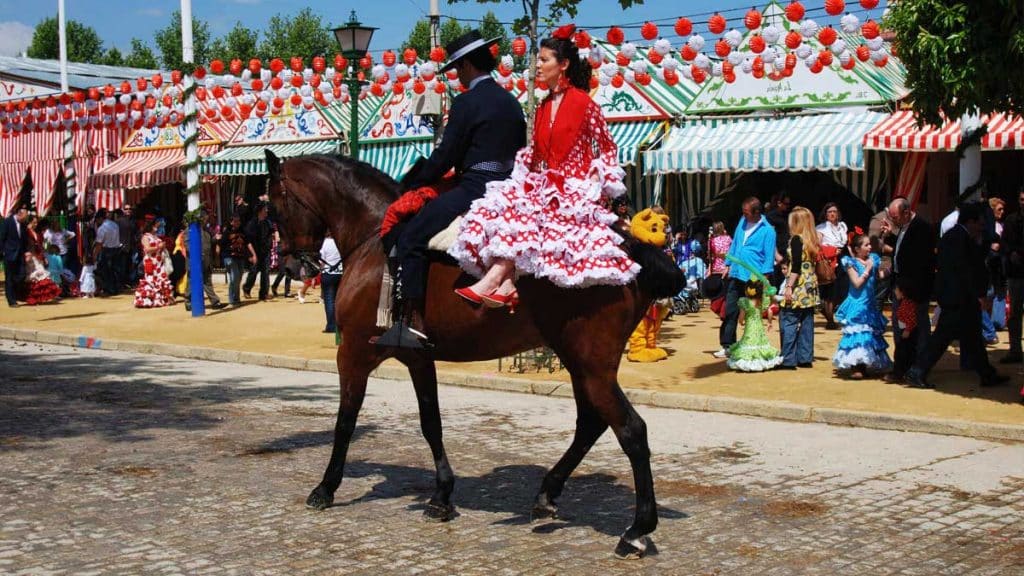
[449,87,639,289]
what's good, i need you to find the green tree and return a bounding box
[26,17,104,63]
[209,21,259,63]
[154,10,211,69]
[886,0,1024,125]
[124,39,158,70]
[101,47,123,67]
[258,8,334,61]
[479,12,510,56]
[404,17,468,59]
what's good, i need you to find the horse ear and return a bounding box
[265,149,281,181]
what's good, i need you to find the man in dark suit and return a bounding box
[905,204,1008,388]
[377,29,527,350]
[2,205,29,307]
[884,197,936,380]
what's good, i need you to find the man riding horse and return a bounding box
[376,30,526,350]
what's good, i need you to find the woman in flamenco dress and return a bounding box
[448,24,640,307]
[22,215,62,305]
[133,218,175,308]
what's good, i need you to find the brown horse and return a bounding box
[265,150,684,559]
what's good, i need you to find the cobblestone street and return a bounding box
[1,340,1022,575]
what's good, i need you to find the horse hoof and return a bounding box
[305,487,334,510]
[531,502,558,521]
[422,502,455,523]
[613,536,649,560]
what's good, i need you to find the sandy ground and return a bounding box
[1,276,1022,426]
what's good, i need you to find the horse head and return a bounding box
[265,150,329,279]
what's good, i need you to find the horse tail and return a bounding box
[625,238,686,299]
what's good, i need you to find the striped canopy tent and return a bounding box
[89,122,226,191]
[360,140,435,180]
[0,130,62,215]
[862,110,1024,152]
[319,95,385,143]
[201,141,341,177]
[590,39,700,117]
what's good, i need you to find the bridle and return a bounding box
[275,166,381,276]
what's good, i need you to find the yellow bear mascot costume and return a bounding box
[627,208,672,362]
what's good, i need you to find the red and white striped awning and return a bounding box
[89,146,218,190]
[864,110,1024,152]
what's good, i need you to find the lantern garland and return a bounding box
[1,1,894,137]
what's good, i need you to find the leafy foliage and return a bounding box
[258,8,334,61]
[124,39,158,70]
[210,22,260,64]
[886,0,1024,125]
[154,10,211,69]
[404,18,469,58]
[26,17,104,63]
[101,47,123,67]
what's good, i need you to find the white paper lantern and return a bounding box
[318,83,332,94]
[600,62,618,77]
[598,74,611,86]
[203,78,215,90]
[624,69,636,84]
[621,42,637,59]
[728,51,744,66]
[805,54,818,69]
[796,44,813,60]
[763,25,782,44]
[761,47,777,65]
[870,48,888,63]
[687,34,705,51]
[629,60,646,74]
[260,90,273,102]
[371,64,386,80]
[420,61,436,76]
[831,39,847,55]
[280,70,293,83]
[866,37,885,51]
[221,73,236,86]
[724,29,743,48]
[260,69,272,83]
[324,69,335,80]
[741,57,754,74]
[299,85,313,97]
[661,55,680,71]
[840,13,861,34]
[322,92,334,104]
[119,94,132,106]
[654,38,672,56]
[694,53,711,71]
[800,19,819,38]
[839,50,853,66]
[500,55,514,70]
[711,62,723,77]
[302,68,313,82]
[589,45,604,62]
[241,70,252,82]
[341,84,351,95]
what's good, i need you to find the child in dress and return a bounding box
[727,279,784,372]
[833,233,893,379]
[79,256,97,298]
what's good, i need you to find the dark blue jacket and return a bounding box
[1,215,27,262]
[406,77,526,189]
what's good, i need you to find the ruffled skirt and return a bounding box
[833,297,891,373]
[134,255,175,308]
[449,170,639,289]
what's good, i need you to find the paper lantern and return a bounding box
[819,26,837,47]
[212,85,225,99]
[674,17,692,37]
[334,54,348,72]
[715,39,731,58]
[86,87,99,101]
[785,1,805,22]
[752,56,764,73]
[270,76,283,90]
[763,25,782,45]
[152,74,163,89]
[841,13,860,33]
[382,50,396,67]
[825,0,845,16]
[785,30,802,50]
[250,78,263,91]
[641,21,658,41]
[615,52,630,67]
[576,30,592,49]
[745,9,762,30]
[288,93,301,107]
[231,82,243,97]
[489,43,499,58]
[290,74,304,88]
[270,58,285,74]
[290,57,304,72]
[433,82,446,94]
[783,66,793,77]
[195,66,208,80]
[724,72,736,84]
[663,68,679,86]
[359,56,372,69]
[810,61,823,74]
[687,34,705,51]
[430,46,445,63]
[785,52,798,69]
[136,77,148,92]
[509,37,528,57]
[800,20,819,38]
[818,50,834,66]
[606,26,624,46]
[311,56,325,73]
[749,35,765,54]
[842,57,857,70]
[412,80,425,94]
[856,44,871,61]
[680,45,697,61]
[370,83,384,97]
[724,29,744,48]
[860,0,879,8]
[401,48,418,66]
[161,94,173,108]
[611,73,624,88]
[648,49,663,65]
[859,21,881,44]
[210,59,225,74]
[708,13,726,35]
[691,66,707,84]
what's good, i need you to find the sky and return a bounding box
[0,0,888,60]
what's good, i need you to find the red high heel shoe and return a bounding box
[454,287,484,305]
[481,290,519,313]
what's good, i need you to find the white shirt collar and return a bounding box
[468,74,490,90]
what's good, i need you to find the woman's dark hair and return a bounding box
[849,233,870,254]
[744,280,764,300]
[145,219,160,233]
[819,202,842,222]
[540,36,591,90]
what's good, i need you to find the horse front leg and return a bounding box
[306,350,372,510]
[533,391,608,520]
[406,356,456,522]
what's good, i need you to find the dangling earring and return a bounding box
[556,74,570,93]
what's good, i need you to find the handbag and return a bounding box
[814,253,836,285]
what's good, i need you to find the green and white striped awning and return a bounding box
[318,98,384,138]
[644,112,887,175]
[609,121,663,167]
[359,140,434,180]
[200,140,342,176]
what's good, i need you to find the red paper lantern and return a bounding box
[749,35,765,54]
[856,44,871,61]
[211,85,225,99]
[310,74,322,88]
[382,50,396,67]
[576,30,591,49]
[334,54,348,72]
[641,21,658,41]
[370,83,384,97]
[312,56,326,73]
[819,26,838,47]
[229,59,243,76]
[745,9,762,30]
[251,78,264,91]
[636,72,652,86]
[272,97,284,109]
[290,93,302,106]
[615,52,630,67]
[680,45,697,61]
[430,46,445,63]
[752,68,764,79]
[102,85,115,98]
[860,0,879,8]
[489,43,499,58]
[210,59,225,74]
[783,66,794,77]
[517,78,526,91]
[231,82,243,97]
[674,18,692,37]
[171,70,182,84]
[862,20,880,40]
[270,76,284,90]
[512,37,527,57]
[221,105,233,117]
[359,56,372,69]
[239,104,252,119]
[610,74,624,88]
[785,1,805,22]
[392,82,405,95]
[724,72,736,84]
[874,55,888,67]
[722,61,734,75]
[162,95,173,108]
[842,58,856,70]
[195,87,207,101]
[663,69,679,86]
[403,48,418,65]
[785,30,802,50]
[648,49,663,65]
[151,74,163,89]
[786,53,798,69]
[248,59,262,75]
[412,80,425,94]
[194,66,206,80]
[87,87,100,101]
[290,74,303,88]
[270,58,285,74]
[752,56,765,73]
[692,66,707,84]
[290,57,304,72]
[810,61,823,74]
[136,78,148,92]
[708,13,727,35]
[715,39,731,57]
[825,0,845,16]
[818,50,834,66]
[433,82,446,94]
[606,26,624,46]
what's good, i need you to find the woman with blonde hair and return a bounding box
[778,206,820,369]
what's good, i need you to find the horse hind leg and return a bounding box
[406,356,456,522]
[533,394,608,521]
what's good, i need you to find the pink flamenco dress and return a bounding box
[23,231,61,305]
[449,86,640,288]
[134,233,174,308]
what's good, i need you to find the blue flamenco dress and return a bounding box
[832,254,893,374]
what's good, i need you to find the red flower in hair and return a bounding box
[847,226,865,245]
[553,24,576,41]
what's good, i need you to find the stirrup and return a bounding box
[373,321,433,350]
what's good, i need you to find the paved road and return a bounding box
[1,340,1022,575]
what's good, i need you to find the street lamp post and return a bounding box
[332,11,376,160]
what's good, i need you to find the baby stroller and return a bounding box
[671,286,701,315]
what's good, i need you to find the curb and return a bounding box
[3,327,1022,443]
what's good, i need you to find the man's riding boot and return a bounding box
[375,298,432,350]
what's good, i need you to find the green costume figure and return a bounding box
[725,256,783,372]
